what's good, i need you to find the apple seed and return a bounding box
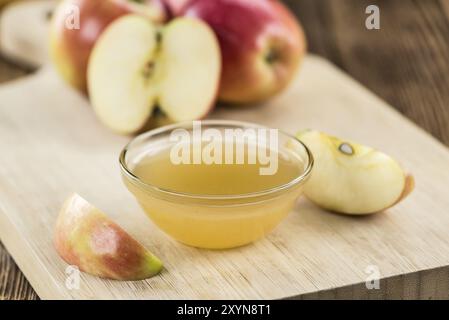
[339,142,354,155]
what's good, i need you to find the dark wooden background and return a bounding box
[1,0,449,300]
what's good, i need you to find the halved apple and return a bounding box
[54,194,163,280]
[297,130,414,215]
[87,15,221,134]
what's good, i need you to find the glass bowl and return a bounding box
[120,120,313,249]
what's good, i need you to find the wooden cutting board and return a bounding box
[1,55,449,300]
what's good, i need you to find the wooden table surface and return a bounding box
[1,0,449,300]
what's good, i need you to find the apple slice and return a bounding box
[297,130,414,215]
[88,15,221,134]
[54,194,163,280]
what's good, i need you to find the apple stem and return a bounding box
[265,48,279,64]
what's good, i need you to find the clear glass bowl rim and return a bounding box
[119,120,314,201]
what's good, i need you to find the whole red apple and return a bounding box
[182,0,306,103]
[50,0,167,93]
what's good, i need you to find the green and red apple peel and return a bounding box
[54,194,163,280]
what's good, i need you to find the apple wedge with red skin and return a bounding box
[54,194,163,280]
[181,0,307,104]
[88,15,221,133]
[50,0,167,93]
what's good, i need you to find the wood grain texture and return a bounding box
[0,54,36,301]
[0,242,38,300]
[0,0,449,300]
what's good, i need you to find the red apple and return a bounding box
[50,0,167,93]
[182,0,307,104]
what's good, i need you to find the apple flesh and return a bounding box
[88,15,221,134]
[297,130,414,215]
[182,0,306,104]
[54,193,163,280]
[50,0,167,93]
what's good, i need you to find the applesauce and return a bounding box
[120,121,313,249]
